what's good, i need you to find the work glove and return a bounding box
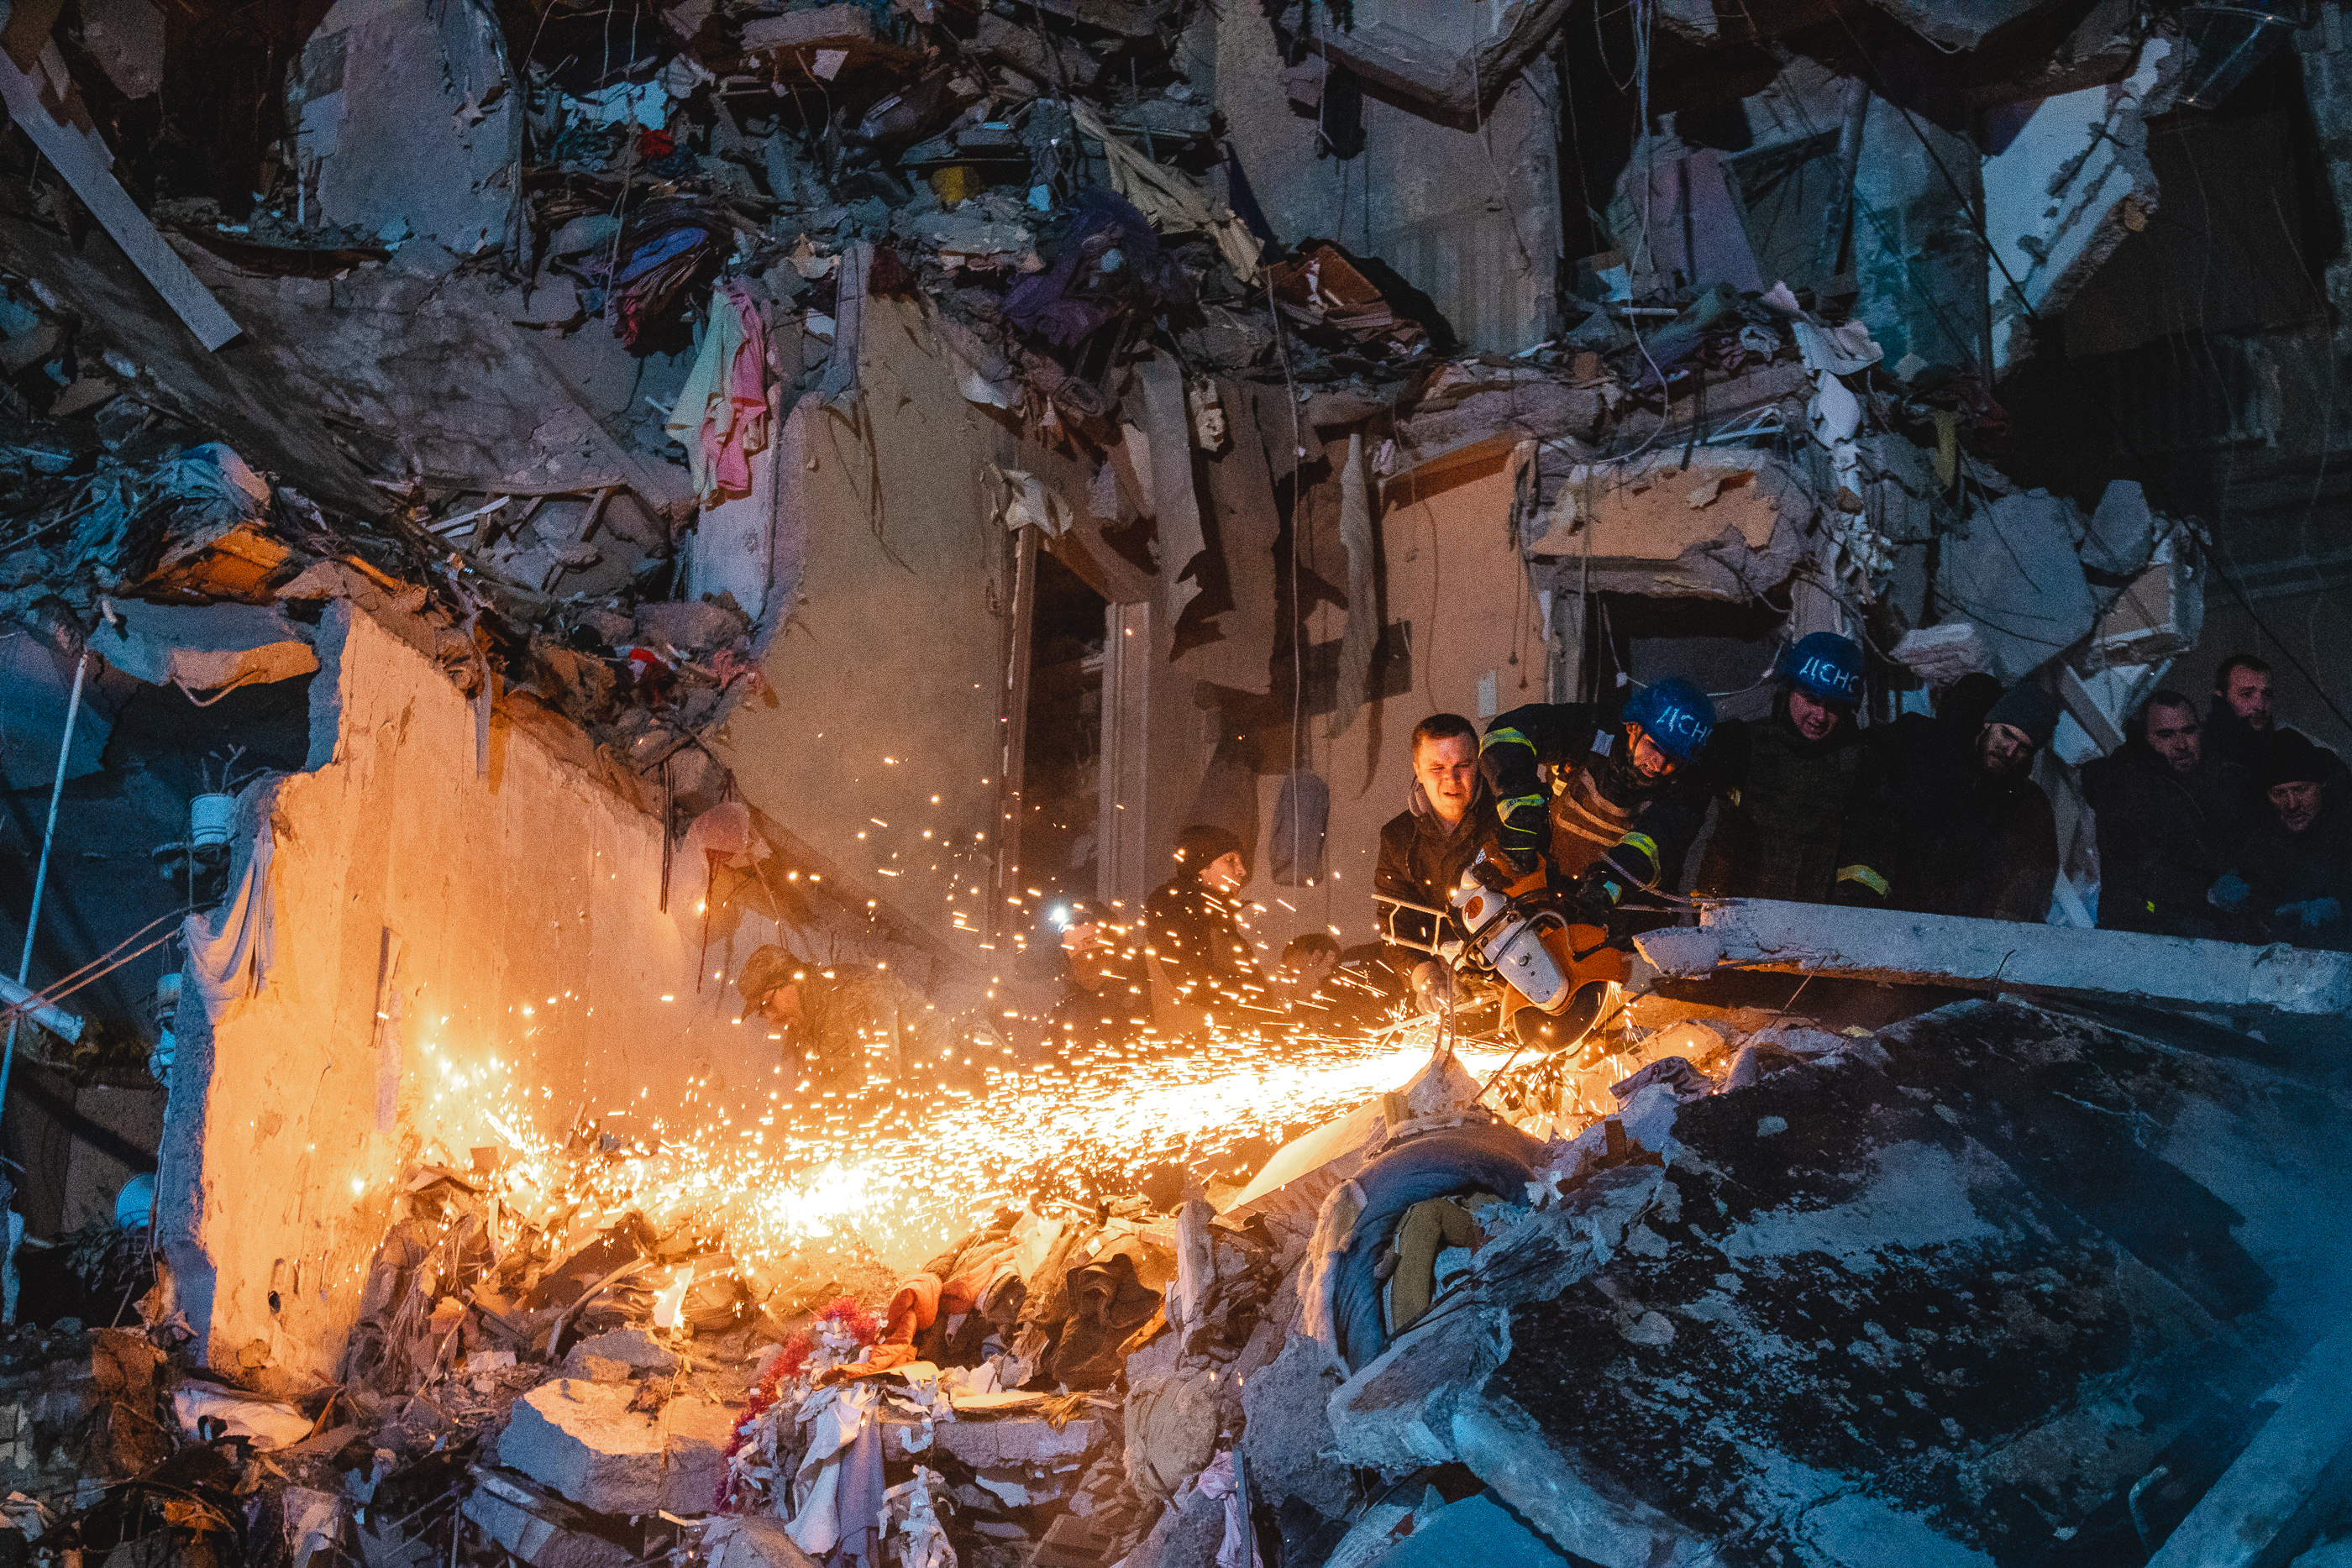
[2208,873,2251,913]
[1572,868,1626,923]
[1409,959,1457,1017]
[2274,897,2344,931]
[1832,864,1889,907]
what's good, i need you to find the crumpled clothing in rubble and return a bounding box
[667,281,771,504]
[1002,186,1173,347]
[1191,1450,1263,1568]
[591,203,730,347]
[785,1382,889,1564]
[1049,1235,1165,1390]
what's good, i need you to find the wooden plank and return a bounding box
[0,44,240,351]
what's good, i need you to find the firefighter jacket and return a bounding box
[1478,701,1712,901]
[1698,698,1893,905]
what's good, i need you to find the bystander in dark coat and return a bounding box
[2081,693,2229,938]
[2213,732,2352,951]
[1143,825,1265,1029]
[1884,681,2060,923]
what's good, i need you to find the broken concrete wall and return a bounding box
[286,0,522,253]
[157,606,793,1382]
[1985,36,2181,373]
[1241,463,1536,957]
[702,297,1016,949]
[1850,92,1987,374]
[1214,2,1562,353]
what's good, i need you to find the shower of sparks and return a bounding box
[419,1024,1515,1277]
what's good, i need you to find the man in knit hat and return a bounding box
[1884,679,2060,922]
[2210,731,2352,949]
[1142,824,1263,1031]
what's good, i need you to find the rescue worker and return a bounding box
[1374,713,1494,986]
[1275,931,1385,1030]
[2081,691,2228,938]
[1142,825,1264,1030]
[1479,676,1718,920]
[2211,732,2352,949]
[1698,632,1893,906]
[1884,680,2060,922]
[1044,903,1142,1052]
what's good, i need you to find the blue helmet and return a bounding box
[1780,632,1864,707]
[1623,677,1716,763]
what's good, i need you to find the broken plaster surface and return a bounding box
[1473,1007,2283,1561]
[1213,0,1561,354]
[157,606,785,1381]
[1984,36,2180,373]
[288,0,521,252]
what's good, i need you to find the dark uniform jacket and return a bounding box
[1698,696,1893,905]
[1480,701,1712,897]
[1883,711,2058,923]
[2080,741,2228,938]
[1373,783,1497,957]
[1142,877,1261,1012]
[2228,794,2352,950]
[2205,704,2352,840]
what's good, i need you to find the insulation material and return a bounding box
[1139,358,1208,627]
[1068,100,1261,284]
[1327,434,1377,738]
[1173,379,1283,695]
[1268,769,1330,887]
[1892,622,1992,689]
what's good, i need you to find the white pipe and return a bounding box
[0,650,86,1110]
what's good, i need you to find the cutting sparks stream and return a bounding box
[417,1026,1511,1275]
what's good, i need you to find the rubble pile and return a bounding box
[8,0,2352,1562]
[4,987,2341,1568]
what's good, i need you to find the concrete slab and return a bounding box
[2145,1315,2352,1568]
[91,601,317,695]
[1363,1492,1567,1565]
[1448,998,2352,1563]
[463,1468,638,1568]
[495,1380,737,1517]
[1637,898,2352,1015]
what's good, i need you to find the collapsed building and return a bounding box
[1,0,2351,1563]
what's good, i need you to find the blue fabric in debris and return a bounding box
[1333,1122,1545,1371]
